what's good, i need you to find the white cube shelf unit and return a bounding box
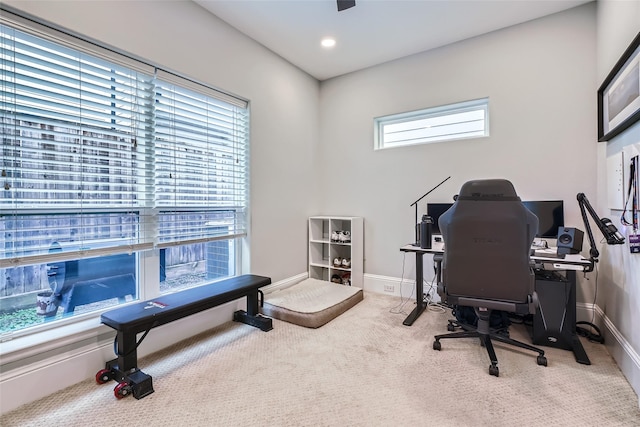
[308,216,363,287]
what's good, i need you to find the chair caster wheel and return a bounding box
[433,340,441,351]
[95,368,113,384]
[447,323,455,332]
[489,365,499,377]
[537,355,548,366]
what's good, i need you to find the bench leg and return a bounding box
[115,330,139,372]
[97,330,154,400]
[246,291,260,316]
[101,360,154,400]
[233,291,273,331]
[234,310,273,331]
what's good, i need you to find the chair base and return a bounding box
[446,318,510,337]
[433,318,547,377]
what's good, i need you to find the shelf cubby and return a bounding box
[308,216,363,287]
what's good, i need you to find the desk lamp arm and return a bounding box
[410,176,451,245]
[576,193,625,269]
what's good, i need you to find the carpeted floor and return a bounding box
[2,292,639,426]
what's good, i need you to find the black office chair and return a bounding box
[433,179,547,377]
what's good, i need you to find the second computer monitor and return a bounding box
[522,200,564,239]
[426,199,564,239]
[426,203,453,235]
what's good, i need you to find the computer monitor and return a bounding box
[426,203,454,235]
[427,200,564,239]
[522,200,564,238]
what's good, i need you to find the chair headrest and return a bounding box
[457,179,521,202]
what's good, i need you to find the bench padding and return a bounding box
[101,274,271,335]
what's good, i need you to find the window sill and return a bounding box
[0,315,112,366]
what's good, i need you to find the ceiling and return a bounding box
[194,0,591,81]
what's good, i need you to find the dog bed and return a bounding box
[261,278,363,328]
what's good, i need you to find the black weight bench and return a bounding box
[96,274,273,400]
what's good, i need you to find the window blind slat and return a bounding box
[0,17,249,267]
[2,24,154,259]
[155,69,248,109]
[156,210,246,246]
[1,18,248,263]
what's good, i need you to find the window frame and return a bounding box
[0,8,250,339]
[374,98,490,150]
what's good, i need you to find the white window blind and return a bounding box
[1,23,155,266]
[0,15,249,267]
[374,98,489,150]
[153,71,248,247]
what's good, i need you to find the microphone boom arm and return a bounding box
[576,193,625,269]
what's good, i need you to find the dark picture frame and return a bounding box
[598,31,640,142]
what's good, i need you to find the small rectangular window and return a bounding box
[374,98,489,150]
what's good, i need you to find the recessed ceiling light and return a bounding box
[321,38,336,48]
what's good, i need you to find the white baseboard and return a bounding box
[363,273,440,303]
[0,340,115,414]
[576,301,640,401]
[595,305,640,404]
[261,272,308,294]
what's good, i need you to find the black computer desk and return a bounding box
[399,243,593,365]
[399,243,443,327]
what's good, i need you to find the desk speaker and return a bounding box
[557,227,584,256]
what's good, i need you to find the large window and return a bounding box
[0,11,248,335]
[374,98,489,150]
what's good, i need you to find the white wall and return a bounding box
[319,4,597,284]
[596,0,640,398]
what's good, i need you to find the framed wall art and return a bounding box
[598,31,640,142]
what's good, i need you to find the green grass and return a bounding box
[0,307,48,333]
[0,271,208,334]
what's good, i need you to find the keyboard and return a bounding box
[533,247,558,258]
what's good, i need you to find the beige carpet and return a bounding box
[2,292,639,426]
